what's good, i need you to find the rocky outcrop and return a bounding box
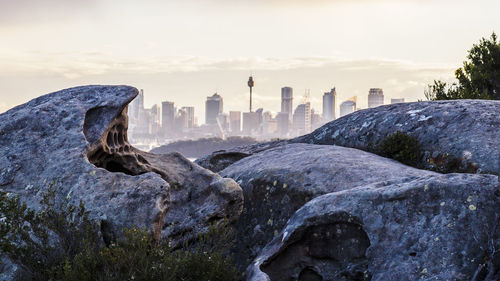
[150,136,258,159]
[0,85,243,247]
[218,143,437,270]
[195,139,290,172]
[247,173,500,281]
[296,100,500,175]
[197,100,500,175]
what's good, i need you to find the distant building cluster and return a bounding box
[128,79,406,146]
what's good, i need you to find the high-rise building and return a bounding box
[205,93,223,125]
[217,113,229,132]
[310,108,322,131]
[242,112,260,135]
[181,106,195,128]
[175,108,189,130]
[391,98,405,104]
[229,111,241,133]
[276,112,290,137]
[340,97,357,117]
[150,104,161,135]
[281,87,293,120]
[322,88,336,122]
[161,101,175,135]
[368,88,384,108]
[292,102,311,135]
[128,89,144,124]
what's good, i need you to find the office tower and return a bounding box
[217,113,229,132]
[292,102,311,135]
[175,108,189,130]
[368,88,384,108]
[205,93,223,125]
[276,112,289,137]
[161,101,175,135]
[340,96,357,117]
[391,98,405,104]
[310,108,322,131]
[181,106,195,128]
[150,104,161,135]
[242,112,260,135]
[128,89,144,125]
[229,111,241,133]
[322,88,336,122]
[281,87,293,120]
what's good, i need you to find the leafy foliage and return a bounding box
[376,131,421,167]
[0,186,241,281]
[426,32,500,100]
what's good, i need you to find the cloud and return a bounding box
[0,0,101,24]
[0,50,456,78]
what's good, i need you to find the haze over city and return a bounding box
[1,0,498,121]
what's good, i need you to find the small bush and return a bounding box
[0,186,241,281]
[376,131,421,167]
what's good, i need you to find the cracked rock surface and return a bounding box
[0,85,243,279]
[247,173,500,281]
[219,143,438,270]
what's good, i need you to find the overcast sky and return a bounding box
[0,0,498,120]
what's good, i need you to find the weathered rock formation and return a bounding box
[296,100,500,175]
[247,173,500,281]
[197,100,500,175]
[0,85,243,246]
[218,143,437,269]
[195,139,290,172]
[150,136,258,159]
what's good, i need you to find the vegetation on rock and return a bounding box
[376,131,421,167]
[425,32,500,100]
[0,186,241,281]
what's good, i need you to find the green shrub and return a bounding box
[376,131,421,167]
[0,186,241,281]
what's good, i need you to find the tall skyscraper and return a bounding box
[391,98,405,104]
[368,88,384,108]
[128,89,144,125]
[181,106,195,128]
[150,104,161,135]
[205,93,223,125]
[281,87,293,120]
[229,111,241,133]
[340,96,357,117]
[242,112,260,135]
[276,112,290,137]
[175,108,189,130]
[161,101,175,135]
[292,102,311,135]
[322,88,336,122]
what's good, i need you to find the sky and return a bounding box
[0,0,499,121]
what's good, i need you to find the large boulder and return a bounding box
[195,139,290,172]
[247,173,500,281]
[0,85,243,246]
[296,100,500,175]
[218,143,436,270]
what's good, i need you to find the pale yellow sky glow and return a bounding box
[0,0,498,119]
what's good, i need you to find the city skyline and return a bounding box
[127,83,400,144]
[1,0,498,121]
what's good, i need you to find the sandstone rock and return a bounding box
[296,100,500,175]
[218,143,436,270]
[195,139,290,172]
[247,173,500,281]
[0,86,243,277]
